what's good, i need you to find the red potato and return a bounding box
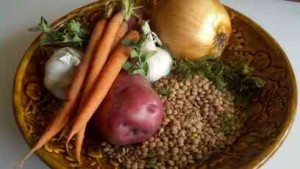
[94,72,163,145]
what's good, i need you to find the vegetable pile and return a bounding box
[97,74,242,168]
[20,0,265,168]
[22,0,141,165]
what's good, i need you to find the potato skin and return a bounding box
[95,72,163,145]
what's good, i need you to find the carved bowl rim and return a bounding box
[13,1,298,169]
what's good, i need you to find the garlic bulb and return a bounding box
[147,47,173,82]
[44,47,82,99]
[141,21,173,82]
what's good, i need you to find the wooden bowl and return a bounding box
[13,1,297,168]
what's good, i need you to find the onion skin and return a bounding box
[150,0,232,60]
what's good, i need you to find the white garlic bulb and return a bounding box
[44,47,82,100]
[146,47,173,82]
[141,21,173,82]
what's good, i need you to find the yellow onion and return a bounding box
[150,0,231,60]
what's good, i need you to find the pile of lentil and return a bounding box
[97,74,243,169]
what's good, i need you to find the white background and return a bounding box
[0,0,299,168]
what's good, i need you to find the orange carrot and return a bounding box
[67,30,140,144]
[79,21,128,104]
[113,22,128,48]
[83,12,124,93]
[19,19,107,166]
[73,21,128,162]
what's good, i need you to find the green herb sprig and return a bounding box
[122,34,156,77]
[217,112,237,134]
[29,17,89,47]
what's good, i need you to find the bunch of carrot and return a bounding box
[21,10,140,166]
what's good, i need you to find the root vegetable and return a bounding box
[74,20,129,162]
[95,72,163,145]
[83,12,124,93]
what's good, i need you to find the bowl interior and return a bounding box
[13,1,297,169]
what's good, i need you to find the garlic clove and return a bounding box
[141,21,157,52]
